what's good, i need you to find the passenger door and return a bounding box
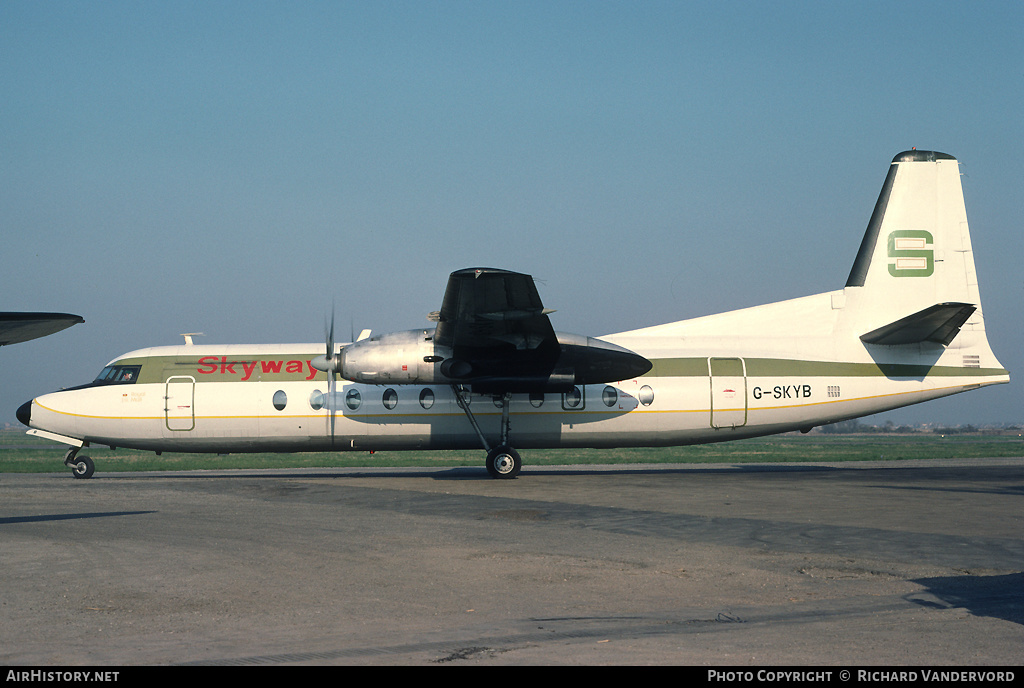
[164,376,196,432]
[708,357,747,429]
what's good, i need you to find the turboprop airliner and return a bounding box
[16,150,1009,479]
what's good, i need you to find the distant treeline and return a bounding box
[819,419,1020,435]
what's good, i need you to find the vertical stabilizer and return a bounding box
[842,151,986,346]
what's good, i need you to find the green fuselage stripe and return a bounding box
[645,357,1006,379]
[104,354,1007,386]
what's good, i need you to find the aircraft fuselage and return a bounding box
[21,327,1006,456]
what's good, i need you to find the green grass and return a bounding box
[1,428,1021,475]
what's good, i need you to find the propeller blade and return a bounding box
[328,363,336,442]
[327,311,335,358]
[327,310,336,443]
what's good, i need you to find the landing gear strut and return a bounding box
[453,386,522,479]
[63,446,94,480]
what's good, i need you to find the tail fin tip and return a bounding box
[891,149,956,163]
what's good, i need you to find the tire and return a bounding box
[71,455,95,480]
[486,445,521,479]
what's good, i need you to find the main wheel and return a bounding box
[486,445,522,479]
[70,455,95,480]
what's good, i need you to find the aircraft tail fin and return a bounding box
[842,150,991,350]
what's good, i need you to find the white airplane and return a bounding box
[16,151,1009,479]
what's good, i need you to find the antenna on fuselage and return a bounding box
[180,333,204,346]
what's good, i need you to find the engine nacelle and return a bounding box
[333,328,651,393]
[339,330,448,384]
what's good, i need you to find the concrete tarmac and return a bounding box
[1,457,1022,666]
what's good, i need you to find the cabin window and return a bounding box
[602,386,618,407]
[419,388,434,409]
[382,388,398,409]
[529,392,544,408]
[639,385,654,406]
[563,386,583,409]
[345,389,362,410]
[273,390,287,411]
[309,390,325,410]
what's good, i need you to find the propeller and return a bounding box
[311,311,341,442]
[326,315,336,441]
[310,309,372,444]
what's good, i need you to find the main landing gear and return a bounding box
[453,386,523,479]
[63,446,95,480]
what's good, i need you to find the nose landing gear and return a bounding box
[63,446,95,480]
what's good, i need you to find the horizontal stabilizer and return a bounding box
[860,302,976,346]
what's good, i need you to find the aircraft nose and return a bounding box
[16,400,32,427]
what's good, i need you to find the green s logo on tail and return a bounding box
[887,230,934,277]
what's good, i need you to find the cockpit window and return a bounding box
[94,365,142,384]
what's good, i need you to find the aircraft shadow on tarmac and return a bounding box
[910,572,1024,626]
[0,510,157,525]
[87,463,847,482]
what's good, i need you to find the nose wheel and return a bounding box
[63,447,95,480]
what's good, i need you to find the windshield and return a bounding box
[94,365,142,384]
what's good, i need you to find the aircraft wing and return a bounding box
[433,268,558,353]
[0,312,84,346]
[428,268,570,391]
[332,267,650,393]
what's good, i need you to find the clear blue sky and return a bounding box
[2,1,1021,426]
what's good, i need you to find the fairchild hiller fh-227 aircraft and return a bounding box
[17,150,1009,479]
